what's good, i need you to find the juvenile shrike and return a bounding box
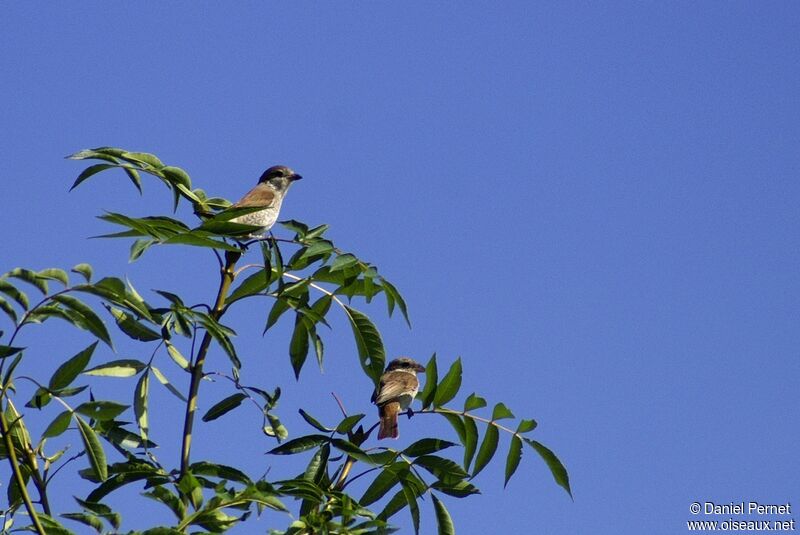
[372,357,426,439]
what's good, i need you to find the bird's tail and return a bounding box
[378,401,400,439]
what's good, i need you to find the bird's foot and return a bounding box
[405,408,415,420]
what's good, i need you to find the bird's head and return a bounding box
[384,357,426,373]
[258,165,302,192]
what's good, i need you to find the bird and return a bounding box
[230,165,302,236]
[371,357,426,439]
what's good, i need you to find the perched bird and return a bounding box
[372,357,426,439]
[231,165,302,236]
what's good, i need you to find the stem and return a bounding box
[0,402,46,535]
[179,250,240,479]
[10,401,51,516]
[418,407,521,435]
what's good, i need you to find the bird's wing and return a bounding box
[233,185,276,208]
[373,371,418,405]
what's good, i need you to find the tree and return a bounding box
[0,148,570,534]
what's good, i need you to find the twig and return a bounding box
[331,392,348,419]
[179,250,240,482]
[0,403,46,535]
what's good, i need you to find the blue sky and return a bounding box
[1,3,799,534]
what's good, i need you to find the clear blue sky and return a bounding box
[1,3,798,534]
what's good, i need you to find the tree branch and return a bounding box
[0,401,46,535]
[179,250,240,481]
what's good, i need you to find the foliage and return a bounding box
[0,148,570,534]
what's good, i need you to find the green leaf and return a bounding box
[34,514,76,535]
[61,512,104,533]
[264,297,291,332]
[430,479,480,498]
[504,435,523,488]
[442,412,466,444]
[98,422,157,450]
[267,434,329,455]
[161,166,191,188]
[289,314,310,379]
[43,410,73,438]
[73,497,121,529]
[71,263,93,282]
[142,486,186,520]
[381,278,411,328]
[134,372,149,439]
[330,253,359,272]
[401,480,420,535]
[196,314,240,369]
[2,352,23,388]
[264,412,289,441]
[122,151,164,168]
[0,279,29,309]
[0,296,18,322]
[26,386,52,409]
[49,342,97,390]
[52,294,113,348]
[432,494,455,535]
[378,489,407,521]
[403,438,458,457]
[130,238,156,261]
[177,472,203,510]
[122,166,143,194]
[290,240,334,269]
[2,351,23,387]
[280,219,309,236]
[463,393,486,411]
[6,267,48,293]
[151,366,186,401]
[418,354,438,410]
[330,439,372,463]
[76,416,108,481]
[105,305,160,341]
[334,414,365,434]
[38,268,69,286]
[517,418,538,433]
[344,305,386,384]
[433,358,462,407]
[85,460,167,502]
[165,342,190,371]
[492,402,514,420]
[202,393,247,422]
[525,438,572,497]
[162,232,242,252]
[0,345,24,359]
[413,455,469,481]
[70,162,118,191]
[75,401,129,421]
[190,461,252,485]
[463,416,479,472]
[298,409,333,433]
[471,423,499,478]
[302,444,330,484]
[360,463,407,506]
[84,359,146,377]
[227,268,273,303]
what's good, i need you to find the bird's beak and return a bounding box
[290,174,303,181]
[414,363,426,372]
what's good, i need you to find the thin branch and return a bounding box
[0,401,46,535]
[331,392,348,419]
[45,451,83,486]
[417,407,521,436]
[179,250,240,482]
